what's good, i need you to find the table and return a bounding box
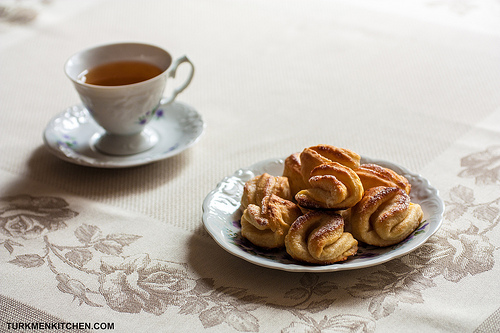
[1,0,499,332]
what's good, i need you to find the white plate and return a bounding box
[202,157,444,272]
[43,100,205,168]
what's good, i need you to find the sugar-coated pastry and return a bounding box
[285,210,358,264]
[356,163,411,194]
[295,162,364,210]
[241,173,291,210]
[283,153,309,197]
[350,186,424,247]
[300,145,361,183]
[338,208,352,233]
[241,194,302,248]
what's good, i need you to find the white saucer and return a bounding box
[43,99,205,168]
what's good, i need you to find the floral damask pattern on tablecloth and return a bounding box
[1,146,499,332]
[0,194,77,241]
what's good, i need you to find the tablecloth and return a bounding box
[1,0,500,332]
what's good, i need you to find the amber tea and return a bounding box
[78,60,163,86]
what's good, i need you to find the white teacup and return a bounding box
[64,42,194,155]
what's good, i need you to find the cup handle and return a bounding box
[163,55,195,105]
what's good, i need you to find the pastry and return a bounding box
[241,173,291,210]
[356,163,411,194]
[241,194,302,248]
[238,145,422,265]
[283,153,309,197]
[350,186,424,247]
[300,145,361,183]
[285,210,358,264]
[295,162,364,209]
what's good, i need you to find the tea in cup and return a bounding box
[64,42,194,155]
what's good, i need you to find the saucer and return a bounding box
[43,99,205,168]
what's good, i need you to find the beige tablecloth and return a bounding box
[1,0,500,332]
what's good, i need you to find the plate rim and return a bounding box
[202,156,445,273]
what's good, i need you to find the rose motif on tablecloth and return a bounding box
[99,253,196,315]
[414,229,495,282]
[459,145,500,185]
[56,273,101,307]
[345,225,496,320]
[0,194,77,239]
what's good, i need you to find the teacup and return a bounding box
[64,42,194,155]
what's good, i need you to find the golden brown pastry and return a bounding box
[295,162,364,210]
[350,186,424,247]
[241,173,291,210]
[241,194,302,248]
[285,210,358,264]
[283,153,309,197]
[300,145,361,183]
[356,163,411,194]
[338,208,353,233]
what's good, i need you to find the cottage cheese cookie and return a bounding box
[241,173,291,210]
[295,162,364,210]
[283,153,309,197]
[356,163,411,194]
[300,145,361,183]
[285,210,358,264]
[350,186,424,247]
[241,194,302,248]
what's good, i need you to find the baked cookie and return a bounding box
[300,144,361,183]
[241,173,291,210]
[241,194,302,248]
[295,162,364,210]
[350,186,424,247]
[285,210,358,264]
[283,153,309,197]
[356,163,411,194]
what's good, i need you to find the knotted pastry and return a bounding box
[356,163,411,194]
[350,186,424,247]
[241,173,291,210]
[300,145,361,183]
[295,162,364,210]
[241,194,302,248]
[285,210,358,264]
[283,153,309,197]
